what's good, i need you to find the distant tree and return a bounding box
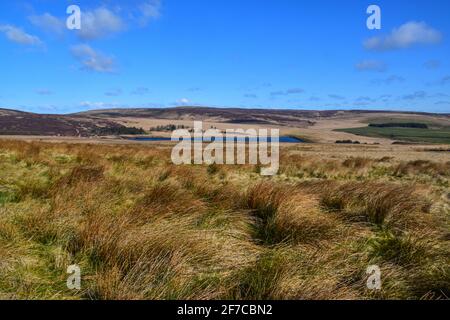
[92,126,146,136]
[369,123,428,129]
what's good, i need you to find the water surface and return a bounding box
[128,136,304,143]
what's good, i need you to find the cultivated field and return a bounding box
[0,140,448,300]
[335,116,450,144]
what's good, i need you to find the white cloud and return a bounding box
[355,60,387,72]
[80,101,166,110]
[71,44,116,73]
[78,7,125,40]
[139,0,162,26]
[0,24,43,46]
[80,101,121,109]
[29,13,65,36]
[364,21,442,51]
[177,98,191,105]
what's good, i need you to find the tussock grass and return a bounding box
[394,160,450,177]
[246,182,338,244]
[317,181,431,229]
[0,140,448,300]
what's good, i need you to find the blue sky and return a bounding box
[0,0,449,114]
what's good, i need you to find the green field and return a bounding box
[335,126,450,144]
[366,117,450,129]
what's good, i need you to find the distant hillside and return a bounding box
[75,107,328,126]
[76,107,450,125]
[0,107,448,137]
[76,107,449,118]
[0,109,126,137]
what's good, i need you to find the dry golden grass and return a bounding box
[0,139,448,300]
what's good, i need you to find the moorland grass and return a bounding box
[0,140,448,300]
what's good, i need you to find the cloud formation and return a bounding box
[364,21,442,51]
[371,75,405,85]
[80,101,121,109]
[71,44,116,73]
[28,2,162,40]
[139,0,162,26]
[0,24,42,46]
[355,60,387,72]
[270,88,304,97]
[78,8,125,40]
[176,98,191,105]
[29,13,65,36]
[402,91,427,100]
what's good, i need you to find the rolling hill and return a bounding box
[0,107,448,143]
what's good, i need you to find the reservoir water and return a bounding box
[128,136,304,143]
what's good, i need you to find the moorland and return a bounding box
[0,139,448,299]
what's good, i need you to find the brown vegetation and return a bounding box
[0,140,448,300]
